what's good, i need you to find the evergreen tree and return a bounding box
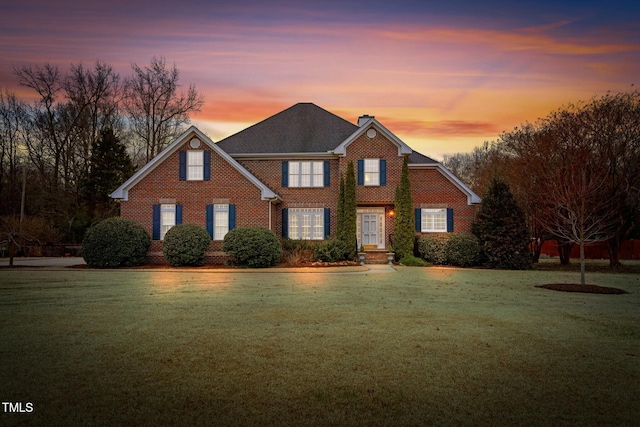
[472,177,531,269]
[394,156,415,258]
[343,161,357,258]
[337,174,345,240]
[82,128,135,220]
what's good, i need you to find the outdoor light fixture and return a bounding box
[388,209,395,217]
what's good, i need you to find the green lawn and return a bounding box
[1,266,639,426]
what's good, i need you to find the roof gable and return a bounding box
[110,126,280,201]
[215,103,358,154]
[333,117,413,157]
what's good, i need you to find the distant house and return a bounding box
[110,103,481,263]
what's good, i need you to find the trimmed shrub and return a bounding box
[417,234,449,265]
[399,254,429,266]
[162,224,211,267]
[445,233,481,267]
[223,227,282,268]
[417,233,481,267]
[82,217,150,268]
[314,238,350,262]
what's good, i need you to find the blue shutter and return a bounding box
[282,208,288,238]
[152,204,161,240]
[179,151,186,180]
[206,204,214,239]
[446,208,454,232]
[357,159,364,185]
[175,204,183,225]
[380,159,387,186]
[203,151,211,181]
[324,208,330,239]
[323,161,330,187]
[282,161,288,187]
[415,208,422,232]
[229,204,236,231]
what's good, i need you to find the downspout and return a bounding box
[268,199,272,231]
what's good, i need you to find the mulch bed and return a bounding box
[536,284,628,294]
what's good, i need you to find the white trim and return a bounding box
[333,118,413,157]
[110,126,281,201]
[409,163,482,205]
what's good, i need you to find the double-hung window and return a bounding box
[206,203,236,241]
[288,208,325,240]
[357,159,386,186]
[364,159,379,186]
[161,204,176,240]
[214,204,229,241]
[179,150,210,181]
[288,161,324,187]
[187,151,203,180]
[418,208,453,232]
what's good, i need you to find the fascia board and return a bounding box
[110,126,280,201]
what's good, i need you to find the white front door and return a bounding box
[357,207,385,249]
[362,213,378,246]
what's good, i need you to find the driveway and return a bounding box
[0,257,86,267]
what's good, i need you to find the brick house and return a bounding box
[111,103,481,263]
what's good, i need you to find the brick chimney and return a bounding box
[358,115,374,127]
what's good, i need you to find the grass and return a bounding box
[0,266,639,426]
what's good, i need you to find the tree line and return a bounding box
[0,56,204,244]
[442,90,640,268]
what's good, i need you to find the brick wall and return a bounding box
[119,140,272,263]
[409,168,477,234]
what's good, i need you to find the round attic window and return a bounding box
[366,128,377,139]
[189,137,201,149]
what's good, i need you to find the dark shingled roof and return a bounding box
[407,150,437,164]
[215,103,359,154]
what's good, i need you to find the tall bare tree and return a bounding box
[123,56,204,164]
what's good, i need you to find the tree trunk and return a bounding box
[607,236,622,269]
[557,240,573,265]
[580,241,586,286]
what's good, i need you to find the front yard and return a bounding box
[0,266,638,426]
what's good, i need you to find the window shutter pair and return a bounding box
[179,151,211,181]
[205,204,236,239]
[281,161,330,187]
[357,159,386,186]
[152,204,182,240]
[414,208,454,232]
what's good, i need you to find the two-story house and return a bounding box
[110,103,481,264]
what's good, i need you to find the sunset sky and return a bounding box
[1,0,638,159]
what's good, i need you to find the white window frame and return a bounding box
[161,204,176,240]
[187,150,204,181]
[288,208,324,240]
[364,158,380,186]
[421,208,447,232]
[288,161,323,188]
[214,204,229,241]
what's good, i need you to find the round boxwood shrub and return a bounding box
[162,224,211,267]
[82,217,150,268]
[444,233,481,267]
[417,234,449,265]
[223,227,282,268]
